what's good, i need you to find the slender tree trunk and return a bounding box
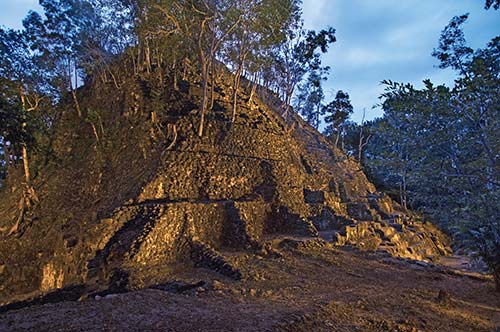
[68,57,82,118]
[173,55,179,91]
[71,90,82,118]
[182,58,188,80]
[198,59,209,137]
[74,62,78,91]
[197,18,210,137]
[173,67,178,91]
[145,40,151,74]
[358,133,364,162]
[22,144,30,184]
[91,124,100,142]
[358,140,363,163]
[403,177,407,210]
[107,68,120,90]
[19,91,30,184]
[210,60,216,109]
[284,91,290,117]
[158,53,164,87]
[248,73,258,106]
[334,131,340,148]
[136,46,142,73]
[100,71,107,85]
[400,175,408,210]
[232,66,243,122]
[399,182,404,210]
[283,80,296,120]
[358,109,371,165]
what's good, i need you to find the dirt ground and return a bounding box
[0,237,499,332]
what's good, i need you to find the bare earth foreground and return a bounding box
[0,238,498,332]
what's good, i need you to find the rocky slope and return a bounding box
[0,66,450,305]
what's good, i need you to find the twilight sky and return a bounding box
[302,0,500,122]
[1,0,499,122]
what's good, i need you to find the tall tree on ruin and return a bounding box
[323,90,353,149]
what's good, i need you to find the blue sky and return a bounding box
[302,0,500,122]
[0,0,41,29]
[1,1,499,122]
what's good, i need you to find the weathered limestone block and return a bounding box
[334,219,451,261]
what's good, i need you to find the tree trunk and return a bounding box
[157,53,164,87]
[173,58,179,91]
[248,73,258,106]
[65,57,82,118]
[232,66,243,123]
[173,69,178,91]
[399,182,404,210]
[71,89,82,118]
[403,174,407,210]
[145,40,151,74]
[198,60,209,137]
[91,123,100,142]
[284,91,290,116]
[74,62,78,91]
[358,138,363,163]
[197,18,210,137]
[22,144,30,184]
[400,175,408,210]
[136,46,142,74]
[283,80,296,121]
[210,60,216,110]
[182,58,188,80]
[108,68,120,90]
[19,91,30,184]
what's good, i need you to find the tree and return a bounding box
[485,0,500,9]
[295,68,327,129]
[23,0,104,118]
[277,25,336,120]
[368,80,443,211]
[223,0,259,122]
[241,0,304,106]
[323,90,353,149]
[185,0,241,136]
[431,14,473,76]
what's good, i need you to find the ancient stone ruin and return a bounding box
[0,71,451,304]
